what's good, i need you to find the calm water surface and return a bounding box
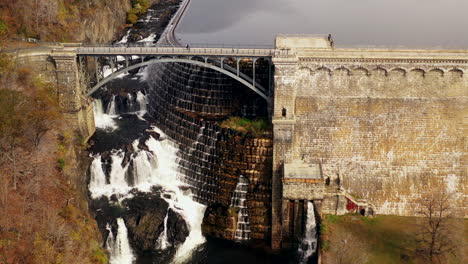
[176,0,468,48]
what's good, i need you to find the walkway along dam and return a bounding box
[12,34,468,252]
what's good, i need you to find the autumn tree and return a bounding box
[0,88,28,190]
[24,82,60,149]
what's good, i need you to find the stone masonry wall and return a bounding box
[203,136,273,241]
[273,49,467,221]
[15,49,96,141]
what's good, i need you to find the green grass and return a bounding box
[321,215,468,264]
[220,117,271,137]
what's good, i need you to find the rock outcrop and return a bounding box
[124,191,189,253]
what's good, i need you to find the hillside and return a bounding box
[0,1,166,263]
[0,0,161,44]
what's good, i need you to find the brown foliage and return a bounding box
[0,0,116,41]
[0,55,106,263]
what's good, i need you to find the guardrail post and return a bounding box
[253,58,257,88]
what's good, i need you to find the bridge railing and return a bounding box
[77,46,275,57]
[80,42,274,49]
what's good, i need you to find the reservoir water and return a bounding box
[176,0,468,48]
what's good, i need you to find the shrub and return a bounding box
[57,158,66,171]
[127,0,152,24]
[127,10,139,24]
[133,0,151,11]
[91,245,109,264]
[0,19,7,35]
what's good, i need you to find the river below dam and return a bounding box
[176,0,468,48]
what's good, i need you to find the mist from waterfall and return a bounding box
[298,201,318,263]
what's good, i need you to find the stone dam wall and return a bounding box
[272,42,468,222]
[146,61,273,241]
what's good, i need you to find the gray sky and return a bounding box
[176,0,468,48]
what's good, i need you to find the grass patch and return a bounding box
[361,215,380,226]
[322,215,468,264]
[325,214,343,224]
[322,215,421,264]
[220,117,271,137]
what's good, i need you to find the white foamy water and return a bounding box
[89,129,207,262]
[93,99,118,131]
[138,33,158,45]
[298,201,318,263]
[107,95,118,116]
[106,218,136,264]
[117,30,131,44]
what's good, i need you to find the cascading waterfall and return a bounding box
[106,218,136,264]
[298,201,318,263]
[107,95,118,116]
[89,155,107,197]
[230,175,251,241]
[117,30,131,44]
[127,93,135,112]
[136,91,148,115]
[93,99,117,131]
[156,209,171,250]
[89,130,207,262]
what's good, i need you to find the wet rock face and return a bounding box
[166,208,190,244]
[88,190,189,257]
[123,192,189,253]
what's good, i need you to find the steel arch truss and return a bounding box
[84,55,272,102]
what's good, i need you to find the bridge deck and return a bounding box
[76,47,275,57]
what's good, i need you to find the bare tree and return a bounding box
[329,230,369,264]
[415,190,461,263]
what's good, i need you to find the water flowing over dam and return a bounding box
[87,1,275,261]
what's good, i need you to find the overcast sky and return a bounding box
[176,0,468,48]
